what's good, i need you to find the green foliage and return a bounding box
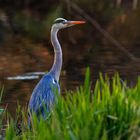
[0,86,6,117]
[5,71,140,140]
[14,12,46,40]
[5,121,16,140]
[13,5,62,40]
[43,5,63,31]
[0,86,6,139]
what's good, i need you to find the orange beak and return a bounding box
[65,20,86,27]
[68,21,86,25]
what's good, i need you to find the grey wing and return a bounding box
[28,75,60,119]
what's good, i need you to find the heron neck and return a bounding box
[49,27,62,82]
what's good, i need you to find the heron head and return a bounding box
[52,18,85,30]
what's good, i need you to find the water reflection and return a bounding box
[6,72,46,80]
[3,69,85,116]
[0,23,139,117]
[1,60,140,117]
[1,48,139,118]
[7,75,39,80]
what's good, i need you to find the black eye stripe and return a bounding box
[53,19,65,24]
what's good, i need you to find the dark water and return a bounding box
[3,71,85,116]
[2,52,140,117]
[0,27,140,116]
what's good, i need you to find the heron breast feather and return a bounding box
[29,74,60,116]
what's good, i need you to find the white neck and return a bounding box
[49,26,62,82]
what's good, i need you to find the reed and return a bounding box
[5,69,140,140]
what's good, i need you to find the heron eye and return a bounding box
[62,20,68,24]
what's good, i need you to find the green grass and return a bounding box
[5,69,140,140]
[0,86,7,139]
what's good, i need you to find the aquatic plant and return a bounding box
[5,70,140,140]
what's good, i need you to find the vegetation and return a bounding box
[0,0,139,139]
[0,87,6,139]
[5,69,140,140]
[0,0,139,109]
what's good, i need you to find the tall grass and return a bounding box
[5,69,140,140]
[0,86,7,139]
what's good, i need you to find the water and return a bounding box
[3,73,84,116]
[3,58,140,117]
[0,32,140,117]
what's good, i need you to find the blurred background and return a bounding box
[0,0,139,115]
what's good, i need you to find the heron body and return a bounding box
[28,74,60,119]
[28,18,85,121]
